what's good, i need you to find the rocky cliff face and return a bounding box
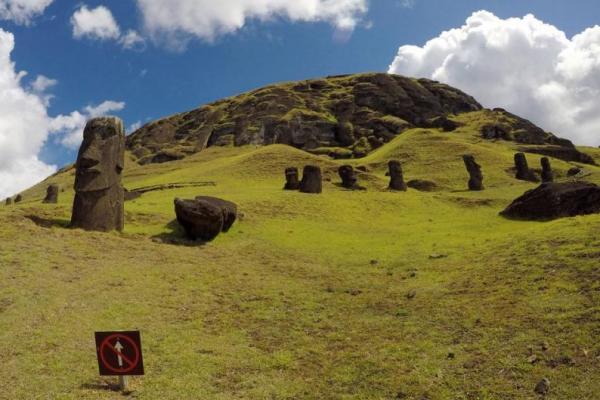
[126,73,590,165]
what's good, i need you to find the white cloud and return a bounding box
[71,5,121,41]
[388,10,600,146]
[136,0,368,48]
[127,120,142,134]
[119,29,146,51]
[0,0,53,24]
[50,100,126,148]
[0,29,56,199]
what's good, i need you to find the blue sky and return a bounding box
[0,0,599,197]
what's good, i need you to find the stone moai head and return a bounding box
[43,184,59,204]
[541,157,554,183]
[388,160,407,191]
[338,165,358,189]
[300,165,322,194]
[5,197,12,206]
[14,194,22,203]
[514,153,538,182]
[74,117,125,192]
[284,167,300,190]
[463,155,484,191]
[71,117,125,232]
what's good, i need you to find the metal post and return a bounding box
[119,375,129,392]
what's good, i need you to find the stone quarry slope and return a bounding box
[126,73,594,166]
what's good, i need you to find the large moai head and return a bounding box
[71,117,125,232]
[284,167,300,190]
[388,160,407,191]
[463,155,484,191]
[338,165,358,189]
[43,184,59,204]
[300,165,322,194]
[514,153,538,182]
[541,157,554,183]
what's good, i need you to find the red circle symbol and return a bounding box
[99,334,140,374]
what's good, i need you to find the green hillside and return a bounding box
[1,108,599,399]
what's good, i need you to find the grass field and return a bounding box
[1,119,599,399]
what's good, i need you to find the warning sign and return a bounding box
[95,331,144,376]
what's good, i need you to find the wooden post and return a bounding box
[118,376,129,392]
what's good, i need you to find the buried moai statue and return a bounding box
[514,153,538,182]
[43,184,59,204]
[338,165,364,190]
[388,160,407,191]
[283,167,300,190]
[5,197,12,206]
[300,165,322,194]
[541,157,554,183]
[463,155,484,191]
[71,117,125,232]
[14,194,22,203]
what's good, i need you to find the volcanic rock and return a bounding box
[195,196,237,232]
[500,182,600,220]
[174,198,224,241]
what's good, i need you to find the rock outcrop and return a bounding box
[500,182,600,220]
[71,117,125,232]
[463,155,484,191]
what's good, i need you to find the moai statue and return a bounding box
[5,198,12,206]
[300,165,322,194]
[71,117,125,232]
[338,165,358,189]
[463,155,484,191]
[541,157,554,183]
[388,160,407,191]
[43,184,59,204]
[14,194,22,203]
[514,153,538,182]
[283,167,300,190]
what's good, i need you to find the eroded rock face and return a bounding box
[463,155,484,191]
[339,165,359,189]
[43,185,59,204]
[174,198,223,241]
[71,117,125,232]
[500,182,600,220]
[195,196,237,232]
[388,160,407,191]
[300,165,322,194]
[541,157,554,183]
[284,167,300,190]
[514,153,538,182]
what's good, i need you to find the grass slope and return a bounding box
[1,120,599,399]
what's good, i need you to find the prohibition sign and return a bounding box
[95,331,144,376]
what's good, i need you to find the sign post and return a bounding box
[94,331,144,392]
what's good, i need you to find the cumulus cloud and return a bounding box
[50,100,126,149]
[136,0,368,48]
[388,10,600,146]
[0,29,56,199]
[119,29,147,51]
[71,5,121,41]
[0,0,53,24]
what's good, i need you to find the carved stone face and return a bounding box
[74,117,125,192]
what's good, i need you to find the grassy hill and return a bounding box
[1,109,600,398]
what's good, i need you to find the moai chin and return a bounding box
[71,117,125,232]
[541,157,554,183]
[388,160,408,191]
[463,155,484,191]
